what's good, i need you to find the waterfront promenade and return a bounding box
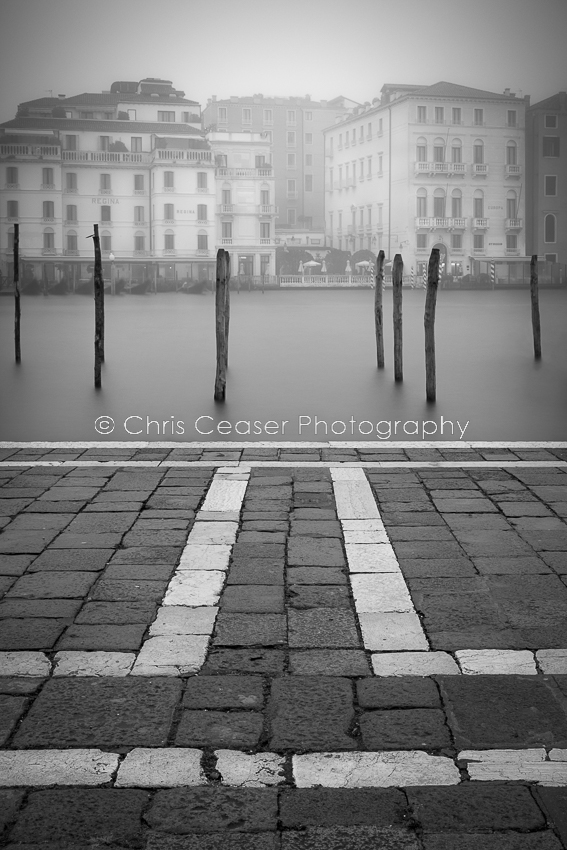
[1,441,567,848]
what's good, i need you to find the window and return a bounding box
[474,108,484,126]
[43,201,54,219]
[433,190,445,217]
[416,138,427,161]
[416,190,427,217]
[545,176,557,196]
[260,222,270,239]
[287,110,296,124]
[287,131,296,146]
[260,189,270,206]
[305,154,312,166]
[367,122,372,139]
[305,174,313,191]
[417,234,427,249]
[222,188,231,205]
[359,159,364,179]
[80,111,94,119]
[543,136,560,157]
[43,229,54,249]
[359,126,364,142]
[305,111,312,121]
[367,156,372,176]
[261,254,270,276]
[42,167,54,186]
[131,137,142,152]
[452,108,461,125]
[164,231,175,250]
[352,129,356,144]
[217,106,227,123]
[378,118,383,134]
[507,110,517,127]
[544,214,556,243]
[544,114,557,129]
[451,233,462,250]
[7,200,18,218]
[367,206,372,225]
[506,141,517,165]
[473,140,484,164]
[134,206,145,223]
[134,232,145,251]
[197,171,208,190]
[435,107,444,124]
[163,171,174,189]
[100,136,110,151]
[451,139,462,163]
[66,205,77,222]
[8,229,15,250]
[100,173,111,192]
[221,221,232,239]
[66,172,77,191]
[6,166,18,184]
[158,111,175,122]
[359,208,364,226]
[197,231,208,249]
[451,190,462,218]
[164,203,174,221]
[473,233,484,251]
[100,231,111,251]
[242,108,252,124]
[127,109,136,121]
[417,106,427,123]
[287,208,296,226]
[197,204,207,221]
[433,139,445,163]
[287,153,296,167]
[134,174,144,191]
[263,108,272,124]
[101,205,111,222]
[287,178,296,197]
[65,135,77,150]
[473,192,484,218]
[506,234,517,251]
[506,194,517,219]
[378,154,383,173]
[305,133,313,144]
[545,253,557,262]
[66,231,77,252]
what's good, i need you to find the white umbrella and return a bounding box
[345,260,352,273]
[355,261,371,269]
[303,260,321,269]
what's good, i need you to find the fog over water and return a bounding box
[1,289,565,442]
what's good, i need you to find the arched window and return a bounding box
[134,231,145,252]
[100,230,111,252]
[260,182,271,206]
[164,229,175,250]
[506,141,517,165]
[473,189,484,219]
[544,214,556,243]
[416,137,427,162]
[197,229,208,250]
[433,188,445,218]
[451,189,462,218]
[506,190,517,220]
[66,230,77,252]
[416,188,427,217]
[433,137,445,163]
[451,139,462,164]
[43,227,55,250]
[473,139,484,164]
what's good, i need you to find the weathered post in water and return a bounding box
[530,255,542,360]
[424,248,440,402]
[374,250,385,369]
[14,223,21,363]
[214,248,231,401]
[92,224,105,388]
[392,253,403,381]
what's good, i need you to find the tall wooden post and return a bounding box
[214,249,231,401]
[392,253,403,381]
[530,255,542,359]
[92,224,105,388]
[424,248,440,402]
[374,250,385,368]
[14,223,21,363]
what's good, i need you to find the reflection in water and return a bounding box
[1,289,566,441]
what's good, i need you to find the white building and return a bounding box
[324,82,529,281]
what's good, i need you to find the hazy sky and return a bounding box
[0,0,566,123]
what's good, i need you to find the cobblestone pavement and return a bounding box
[1,442,567,848]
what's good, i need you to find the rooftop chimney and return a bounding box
[57,94,66,99]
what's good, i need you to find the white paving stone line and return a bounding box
[330,468,429,654]
[459,749,567,786]
[130,469,249,676]
[0,750,119,786]
[293,752,460,787]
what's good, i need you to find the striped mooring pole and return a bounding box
[490,262,496,288]
[422,266,427,288]
[410,266,415,288]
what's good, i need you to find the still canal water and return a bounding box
[1,288,566,442]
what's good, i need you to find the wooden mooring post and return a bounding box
[392,253,403,381]
[424,248,440,402]
[14,223,21,364]
[214,248,231,401]
[530,254,542,360]
[374,250,385,368]
[92,224,105,388]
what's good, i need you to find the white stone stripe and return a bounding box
[0,750,119,786]
[330,468,429,654]
[129,468,249,676]
[293,751,460,787]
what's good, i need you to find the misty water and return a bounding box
[1,288,566,443]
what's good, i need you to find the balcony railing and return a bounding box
[63,249,79,256]
[473,218,489,229]
[196,249,210,256]
[260,238,271,244]
[62,151,151,164]
[415,217,467,230]
[221,238,233,245]
[163,249,177,256]
[41,248,57,255]
[505,164,522,177]
[219,204,234,213]
[216,167,272,178]
[472,163,489,176]
[505,218,523,230]
[1,145,60,158]
[41,183,56,191]
[258,204,278,215]
[414,162,466,176]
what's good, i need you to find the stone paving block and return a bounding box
[288,608,361,648]
[0,788,24,834]
[332,480,381,519]
[357,677,442,708]
[6,570,98,600]
[132,635,209,675]
[458,748,567,784]
[473,556,550,574]
[188,521,239,545]
[75,600,157,624]
[268,676,355,751]
[0,554,35,576]
[397,558,477,578]
[232,542,286,559]
[288,585,350,609]
[0,651,51,677]
[541,552,567,573]
[351,573,413,613]
[103,563,175,581]
[150,606,217,635]
[406,783,547,832]
[220,584,285,612]
[0,618,67,650]
[116,748,205,787]
[28,548,113,571]
[122,528,189,547]
[0,677,45,694]
[215,751,286,787]
[293,751,459,787]
[227,560,285,585]
[48,531,125,549]
[53,651,135,676]
[438,676,567,749]
[243,520,289,532]
[288,537,346,567]
[291,509,337,520]
[536,787,567,850]
[359,613,428,651]
[213,613,286,646]
[0,529,61,553]
[183,675,264,709]
[0,598,81,619]
[279,787,410,827]
[178,543,232,571]
[289,650,371,675]
[456,649,537,675]
[176,710,264,747]
[290,520,342,538]
[0,694,27,745]
[8,512,74,531]
[24,498,89,513]
[0,750,120,786]
[360,708,452,750]
[281,826,421,849]
[66,511,138,533]
[287,567,347,585]
[11,677,182,747]
[200,478,248,512]
[145,787,278,833]
[56,622,148,651]
[90,578,169,602]
[201,648,285,675]
[110,545,182,564]
[421,833,564,850]
[346,543,400,573]
[537,649,567,674]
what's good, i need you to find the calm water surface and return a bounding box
[1,288,566,442]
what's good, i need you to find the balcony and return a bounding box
[218,204,234,214]
[62,151,151,165]
[221,238,233,245]
[505,218,523,230]
[162,249,177,256]
[64,187,78,194]
[133,189,147,196]
[154,149,213,164]
[63,249,79,256]
[473,218,489,230]
[163,218,175,225]
[505,164,522,178]
[4,182,19,190]
[216,167,272,179]
[42,217,55,223]
[134,250,149,256]
[41,183,56,191]
[41,248,57,255]
[258,204,278,215]
[472,163,489,177]
[506,249,521,256]
[414,162,466,177]
[196,249,210,256]
[260,238,271,244]
[64,220,78,226]
[1,144,60,159]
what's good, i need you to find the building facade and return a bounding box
[0,79,275,289]
[526,91,567,266]
[324,82,529,281]
[203,94,357,244]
